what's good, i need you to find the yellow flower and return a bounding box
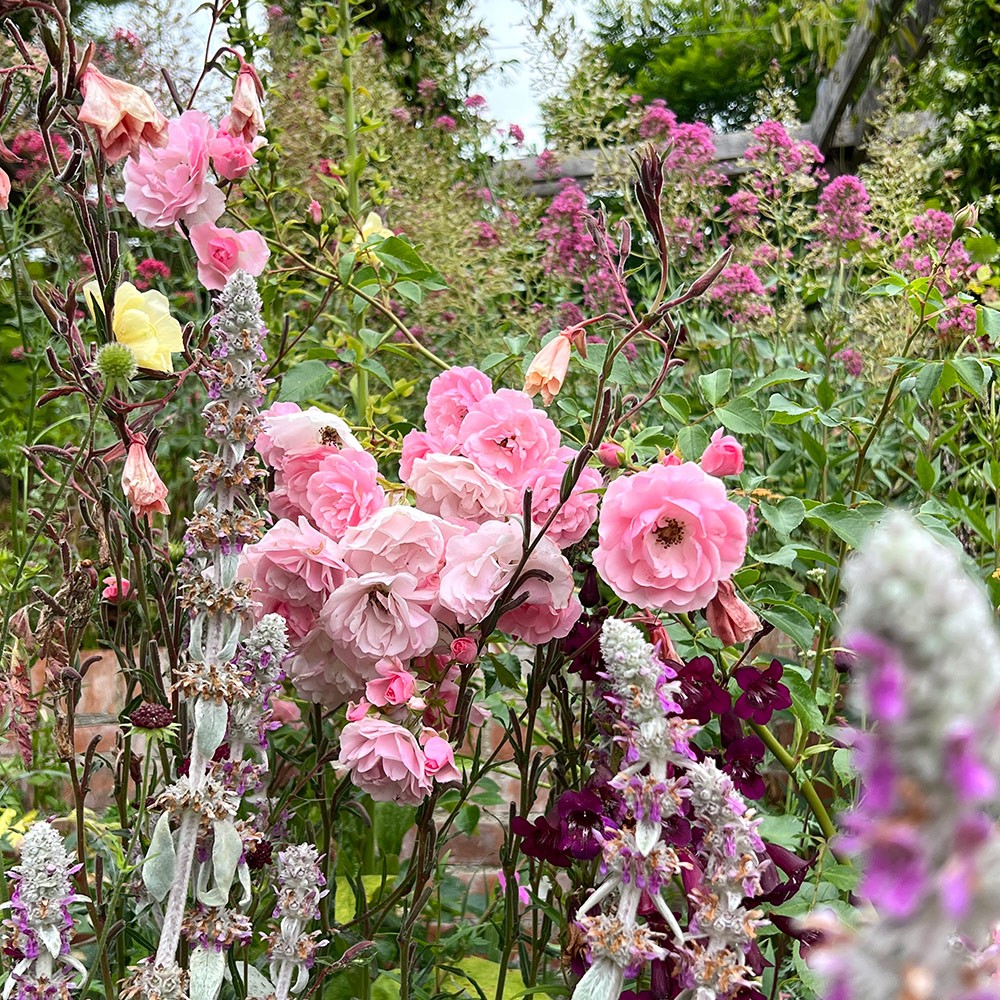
[350,211,394,266]
[84,281,183,373]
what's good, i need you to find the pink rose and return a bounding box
[408,454,517,524]
[304,449,386,540]
[255,404,361,468]
[399,429,449,481]
[423,367,493,443]
[346,700,371,721]
[420,732,461,783]
[321,572,440,664]
[270,698,302,725]
[285,627,375,708]
[273,446,339,518]
[122,433,169,519]
[594,462,748,613]
[458,388,561,487]
[365,660,418,707]
[705,579,761,645]
[308,199,322,224]
[700,427,744,477]
[522,456,601,547]
[189,222,269,291]
[338,718,432,804]
[208,129,266,181]
[239,517,346,640]
[438,520,524,624]
[101,575,131,601]
[123,110,225,230]
[450,636,477,664]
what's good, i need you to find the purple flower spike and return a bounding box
[733,660,792,725]
[860,825,928,919]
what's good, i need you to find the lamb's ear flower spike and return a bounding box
[813,511,1000,1000]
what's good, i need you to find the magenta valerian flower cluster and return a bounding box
[571,619,769,1000]
[813,511,1000,1000]
[0,821,88,1000]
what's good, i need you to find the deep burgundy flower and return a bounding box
[578,564,602,608]
[512,813,572,867]
[723,735,767,800]
[556,789,610,860]
[733,659,792,725]
[245,838,273,871]
[753,842,814,906]
[674,656,731,723]
[562,612,606,682]
[129,701,174,730]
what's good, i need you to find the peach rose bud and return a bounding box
[78,65,168,163]
[121,432,170,519]
[523,333,571,405]
[705,579,761,646]
[222,62,265,142]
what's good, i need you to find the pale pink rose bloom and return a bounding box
[77,66,168,163]
[208,129,266,180]
[121,434,169,518]
[238,517,346,640]
[594,462,747,613]
[189,223,269,290]
[522,455,601,547]
[365,659,418,707]
[408,454,517,524]
[221,63,265,142]
[285,627,373,707]
[270,698,302,725]
[0,170,9,211]
[423,366,493,442]
[255,403,361,468]
[101,575,131,601]
[338,718,432,804]
[274,446,340,518]
[123,110,225,230]
[421,732,461,783]
[700,427,745,477]
[437,520,524,624]
[399,429,450,481]
[523,333,571,405]
[305,449,385,540]
[321,572,440,663]
[497,534,581,644]
[705,578,761,645]
[336,505,459,600]
[458,388,561,487]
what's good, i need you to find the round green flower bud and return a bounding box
[95,341,138,388]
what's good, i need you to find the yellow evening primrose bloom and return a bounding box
[351,211,394,265]
[84,281,183,373]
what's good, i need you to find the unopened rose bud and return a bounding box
[597,441,625,469]
[953,204,979,235]
[407,695,428,712]
[700,427,744,477]
[661,451,682,466]
[450,636,478,664]
[308,199,322,224]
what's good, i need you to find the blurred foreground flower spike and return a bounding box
[77,63,168,163]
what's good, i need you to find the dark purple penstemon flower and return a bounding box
[556,789,613,860]
[733,659,792,725]
[674,656,731,723]
[563,612,607,682]
[511,812,572,867]
[718,711,767,800]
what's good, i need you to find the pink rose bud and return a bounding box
[407,695,428,713]
[420,731,461,783]
[661,451,682,466]
[270,697,302,725]
[597,441,625,469]
[121,433,169,519]
[450,636,478,664]
[705,579,761,646]
[700,427,744,477]
[0,170,10,211]
[366,661,418,707]
[101,575,131,602]
[345,699,371,721]
[222,62,265,142]
[77,65,169,163]
[308,199,323,224]
[523,332,571,405]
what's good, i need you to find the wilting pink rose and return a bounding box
[270,698,302,725]
[458,388,561,487]
[77,66,168,163]
[700,427,744,477]
[121,433,169,518]
[123,110,224,230]
[408,454,517,524]
[421,732,461,782]
[438,520,523,624]
[365,659,418,707]
[101,575,131,601]
[522,455,601,547]
[238,517,346,640]
[338,718,432,804]
[399,429,449,480]
[321,572,439,664]
[450,636,477,664]
[336,506,458,598]
[0,170,9,211]
[597,442,625,469]
[594,462,747,613]
[705,579,761,645]
[285,627,375,708]
[189,223,269,290]
[221,63,265,142]
[304,449,385,540]
[208,129,266,180]
[423,366,493,443]
[496,533,581,644]
[255,404,362,468]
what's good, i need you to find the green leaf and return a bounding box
[277,359,334,402]
[758,496,806,539]
[948,357,990,398]
[359,357,393,388]
[806,502,884,548]
[698,368,732,405]
[756,812,804,849]
[966,234,998,263]
[373,236,432,275]
[715,396,764,435]
[832,747,857,783]
[767,393,816,425]
[393,279,424,303]
[375,802,416,858]
[677,424,710,460]
[455,803,481,836]
[753,545,798,567]
[143,812,176,902]
[742,367,812,397]
[783,669,824,733]
[444,958,525,1000]
[759,604,814,650]
[334,875,387,924]
[914,361,944,402]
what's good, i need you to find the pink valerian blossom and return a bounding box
[255,403,362,467]
[937,297,978,340]
[665,122,722,181]
[303,449,386,539]
[508,123,525,145]
[535,148,560,180]
[422,366,493,443]
[122,433,169,518]
[708,264,774,326]
[464,94,487,109]
[726,191,761,236]
[417,78,438,98]
[102,575,131,601]
[835,348,864,377]
[123,110,225,230]
[9,130,71,184]
[744,120,826,198]
[209,129,266,181]
[639,99,677,139]
[474,221,501,248]
[700,427,744,477]
[595,461,748,613]
[814,175,873,245]
[189,223,270,290]
[134,257,171,290]
[77,65,168,163]
[407,453,518,524]
[389,107,411,124]
[521,455,601,547]
[337,717,432,804]
[434,115,457,132]
[238,517,346,641]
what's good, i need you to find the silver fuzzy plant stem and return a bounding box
[149,272,271,974]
